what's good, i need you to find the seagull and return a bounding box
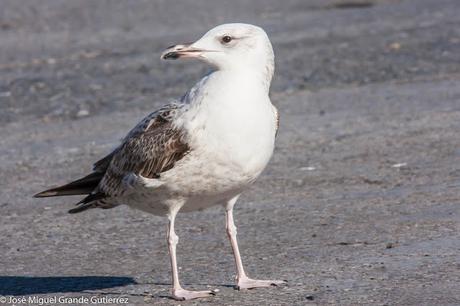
[35,23,285,301]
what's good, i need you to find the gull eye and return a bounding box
[221,35,233,44]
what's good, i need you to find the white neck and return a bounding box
[215,65,273,97]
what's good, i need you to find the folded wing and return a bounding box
[34,103,190,213]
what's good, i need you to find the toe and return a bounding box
[270,279,288,286]
[172,289,218,300]
[237,278,287,290]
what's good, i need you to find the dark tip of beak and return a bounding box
[162,51,181,60]
[161,43,203,60]
[161,44,186,60]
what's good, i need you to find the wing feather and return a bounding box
[70,104,190,212]
[101,104,189,195]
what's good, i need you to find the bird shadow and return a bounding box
[0,276,137,296]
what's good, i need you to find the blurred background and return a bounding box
[1,1,459,305]
[1,0,459,124]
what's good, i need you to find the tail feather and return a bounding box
[34,172,103,198]
[68,204,94,214]
[76,192,106,205]
[68,192,107,214]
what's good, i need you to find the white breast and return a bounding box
[191,74,275,172]
[166,71,277,196]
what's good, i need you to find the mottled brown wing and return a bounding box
[65,104,189,213]
[93,150,116,173]
[98,109,189,198]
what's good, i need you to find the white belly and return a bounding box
[122,153,253,216]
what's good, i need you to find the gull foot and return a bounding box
[172,288,218,301]
[236,278,287,290]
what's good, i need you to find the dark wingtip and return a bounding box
[68,204,91,214]
[68,208,81,214]
[33,190,58,198]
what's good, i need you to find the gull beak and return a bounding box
[161,44,204,60]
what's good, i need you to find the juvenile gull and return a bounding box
[35,23,285,301]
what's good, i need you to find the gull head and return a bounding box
[161,23,274,79]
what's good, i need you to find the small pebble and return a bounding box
[300,166,316,171]
[389,42,401,50]
[77,109,90,117]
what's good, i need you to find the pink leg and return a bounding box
[225,197,287,290]
[167,211,218,300]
